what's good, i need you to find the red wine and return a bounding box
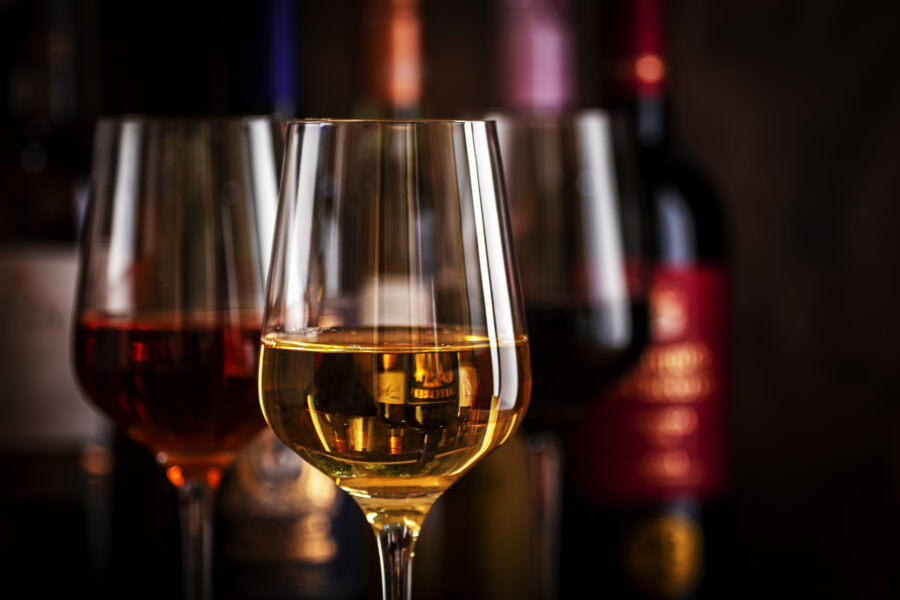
[524,300,648,432]
[562,1,735,598]
[74,313,266,470]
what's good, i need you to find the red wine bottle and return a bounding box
[566,1,734,598]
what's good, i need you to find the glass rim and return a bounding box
[285,117,496,126]
[484,107,617,122]
[94,113,282,126]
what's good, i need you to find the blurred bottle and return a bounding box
[215,0,304,118]
[492,0,577,115]
[356,0,423,119]
[215,431,371,600]
[429,2,590,600]
[565,0,735,597]
[0,0,114,596]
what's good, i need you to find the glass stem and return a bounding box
[176,480,214,600]
[375,521,419,600]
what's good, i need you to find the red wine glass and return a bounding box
[489,108,650,593]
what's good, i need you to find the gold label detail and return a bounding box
[614,342,716,403]
[634,407,699,446]
[410,352,458,404]
[651,286,689,341]
[411,385,456,400]
[458,365,477,408]
[623,514,704,598]
[376,371,406,405]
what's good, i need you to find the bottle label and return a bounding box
[573,264,728,501]
[458,365,477,408]
[376,371,407,405]
[409,352,458,405]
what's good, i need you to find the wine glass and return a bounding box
[489,108,649,595]
[72,115,283,600]
[492,108,648,427]
[258,119,531,600]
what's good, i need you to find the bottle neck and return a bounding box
[362,0,422,118]
[632,94,667,152]
[598,0,669,150]
[495,0,576,114]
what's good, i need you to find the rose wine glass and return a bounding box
[258,119,531,600]
[72,116,283,600]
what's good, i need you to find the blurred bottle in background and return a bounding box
[1,2,371,599]
[215,431,371,600]
[564,0,735,597]
[435,1,643,599]
[0,0,114,596]
[356,0,423,119]
[436,1,580,596]
[493,0,577,115]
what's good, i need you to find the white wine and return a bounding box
[258,327,530,510]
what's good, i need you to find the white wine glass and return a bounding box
[258,119,531,600]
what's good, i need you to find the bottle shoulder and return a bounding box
[639,146,727,265]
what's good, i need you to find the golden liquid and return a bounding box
[258,327,531,510]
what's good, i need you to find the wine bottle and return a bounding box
[432,3,605,600]
[0,3,116,597]
[566,1,734,597]
[214,429,371,600]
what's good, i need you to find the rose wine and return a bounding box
[258,327,531,501]
[74,313,266,469]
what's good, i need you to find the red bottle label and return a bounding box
[572,264,728,502]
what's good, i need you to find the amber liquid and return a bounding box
[258,327,531,505]
[74,313,266,471]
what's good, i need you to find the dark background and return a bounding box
[2,0,900,597]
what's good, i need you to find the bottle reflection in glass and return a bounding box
[72,116,282,600]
